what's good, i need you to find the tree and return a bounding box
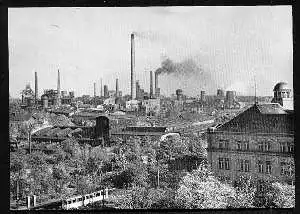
[228,176,256,208]
[271,182,295,208]
[175,165,235,209]
[10,152,27,202]
[52,163,70,198]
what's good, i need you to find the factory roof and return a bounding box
[32,126,84,138]
[111,131,165,136]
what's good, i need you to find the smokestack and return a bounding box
[94,82,96,97]
[116,78,119,98]
[34,71,38,104]
[155,72,158,90]
[150,71,153,99]
[100,78,103,97]
[200,91,206,102]
[104,85,108,98]
[136,81,140,100]
[131,33,136,100]
[57,69,61,106]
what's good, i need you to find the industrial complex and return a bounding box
[10,32,294,210]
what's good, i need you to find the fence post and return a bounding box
[26,196,31,209]
[32,195,37,207]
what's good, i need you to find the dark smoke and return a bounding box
[155,58,202,76]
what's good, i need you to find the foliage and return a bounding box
[175,166,235,209]
[271,182,295,208]
[228,176,256,208]
[253,180,295,208]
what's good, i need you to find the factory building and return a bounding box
[217,89,225,98]
[224,91,240,109]
[108,90,116,98]
[207,83,294,187]
[31,115,111,146]
[21,84,35,107]
[126,100,140,112]
[141,98,160,116]
[176,89,184,101]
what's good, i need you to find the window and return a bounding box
[258,143,264,151]
[219,140,229,149]
[281,162,294,176]
[264,143,271,151]
[281,162,287,175]
[239,160,244,171]
[258,142,270,152]
[258,161,264,173]
[244,160,250,172]
[239,160,250,172]
[280,142,287,152]
[244,142,249,151]
[266,161,272,174]
[225,141,229,149]
[288,144,294,153]
[225,158,230,170]
[237,141,242,150]
[219,158,225,169]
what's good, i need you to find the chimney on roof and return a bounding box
[94,82,96,97]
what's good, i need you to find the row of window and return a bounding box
[218,158,294,176]
[217,140,294,153]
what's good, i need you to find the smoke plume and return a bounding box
[155,58,202,77]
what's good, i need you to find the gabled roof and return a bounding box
[217,103,294,134]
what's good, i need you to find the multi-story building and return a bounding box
[141,99,160,116]
[207,101,294,186]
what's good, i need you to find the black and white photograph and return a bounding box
[8,6,294,210]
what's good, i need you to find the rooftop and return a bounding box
[256,103,290,114]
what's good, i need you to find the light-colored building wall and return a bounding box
[207,132,294,184]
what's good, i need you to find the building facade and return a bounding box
[207,103,294,186]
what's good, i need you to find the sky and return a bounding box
[9,6,293,98]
